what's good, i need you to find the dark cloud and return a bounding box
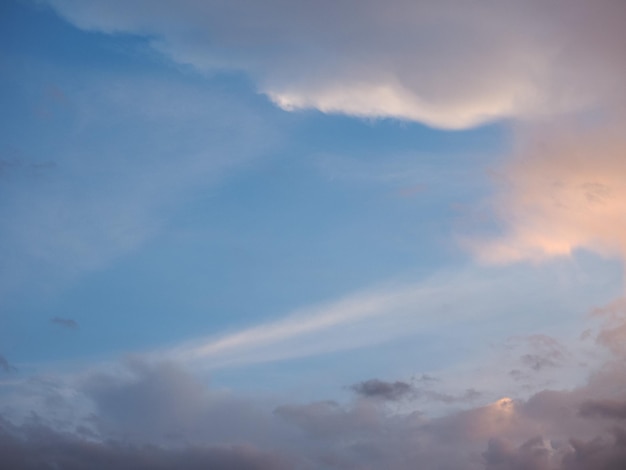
[351,379,413,401]
[351,377,481,405]
[0,354,17,373]
[51,317,79,330]
[0,416,290,470]
[579,400,626,421]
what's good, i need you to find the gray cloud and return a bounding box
[51,317,79,330]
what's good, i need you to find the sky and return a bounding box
[1,1,626,468]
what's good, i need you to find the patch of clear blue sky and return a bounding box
[0,0,510,368]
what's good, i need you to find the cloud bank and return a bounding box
[3,308,626,470]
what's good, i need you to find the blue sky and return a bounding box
[2,1,626,469]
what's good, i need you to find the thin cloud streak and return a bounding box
[165,259,618,369]
[171,283,431,364]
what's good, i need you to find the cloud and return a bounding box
[461,0,626,265]
[579,400,626,421]
[0,354,17,373]
[80,360,287,447]
[351,378,482,404]
[44,0,625,129]
[5,313,626,470]
[169,282,430,366]
[0,416,291,470]
[470,123,626,263]
[483,430,626,470]
[163,260,613,370]
[41,0,626,267]
[351,379,413,401]
[51,317,79,330]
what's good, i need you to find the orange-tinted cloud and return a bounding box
[473,123,626,263]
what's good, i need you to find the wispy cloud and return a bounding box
[170,282,431,366]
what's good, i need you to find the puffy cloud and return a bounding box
[45,0,624,129]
